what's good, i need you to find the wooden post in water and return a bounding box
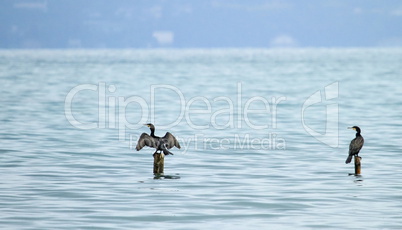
[354,156,361,175]
[153,153,164,174]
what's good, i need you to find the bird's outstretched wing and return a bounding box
[163,132,181,149]
[136,133,157,151]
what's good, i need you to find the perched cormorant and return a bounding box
[136,123,181,156]
[345,126,364,164]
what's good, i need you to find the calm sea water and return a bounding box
[1,49,402,229]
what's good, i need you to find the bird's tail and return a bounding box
[161,144,174,156]
[345,155,353,164]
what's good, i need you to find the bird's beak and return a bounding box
[347,127,355,130]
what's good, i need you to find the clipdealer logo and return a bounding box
[301,82,339,148]
[64,81,339,151]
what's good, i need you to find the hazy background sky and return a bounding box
[1,0,402,48]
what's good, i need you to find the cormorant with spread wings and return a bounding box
[136,123,181,156]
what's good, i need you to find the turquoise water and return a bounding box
[1,49,402,229]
